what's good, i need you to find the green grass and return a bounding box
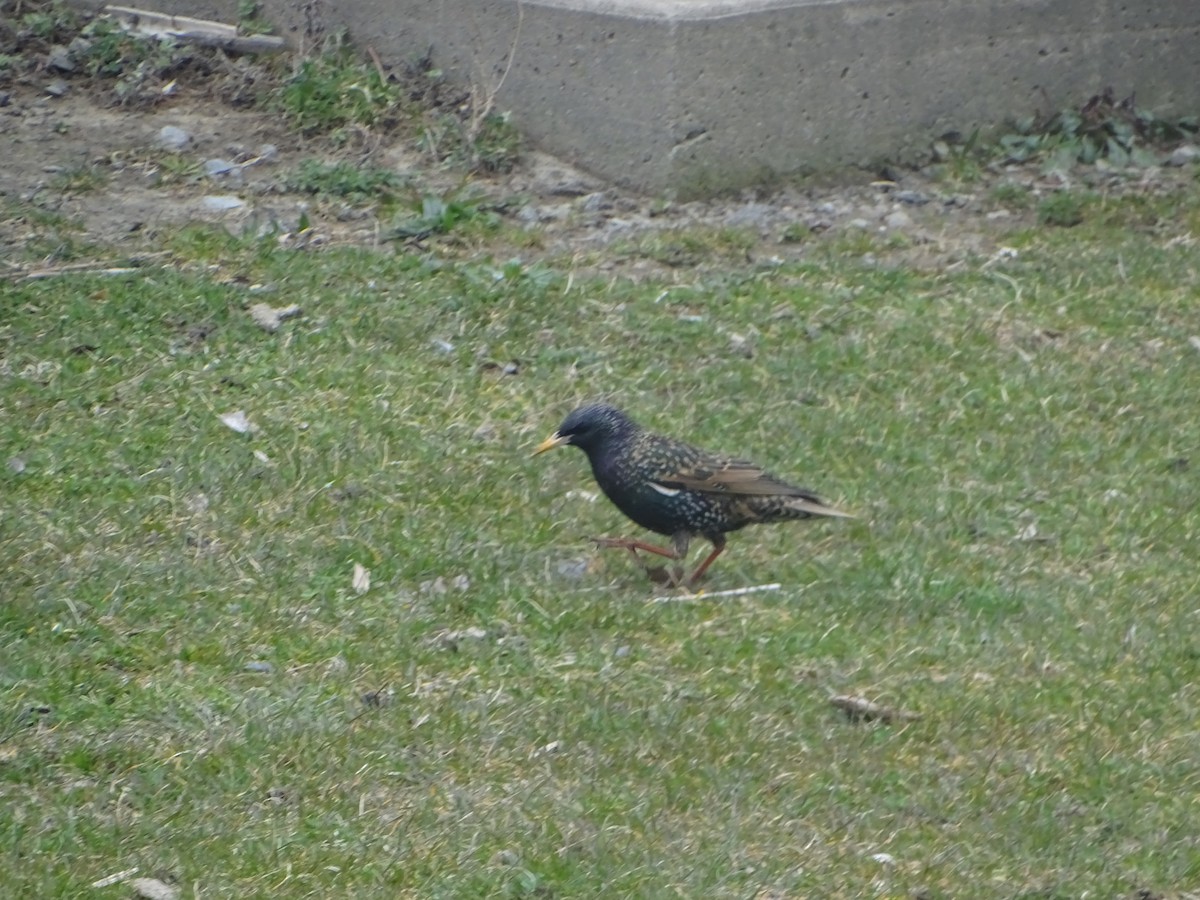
[47,164,110,194]
[3,184,1200,898]
[279,47,407,139]
[1037,190,1090,228]
[284,159,408,201]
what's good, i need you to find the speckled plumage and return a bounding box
[535,403,852,586]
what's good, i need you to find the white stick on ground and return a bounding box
[651,582,782,603]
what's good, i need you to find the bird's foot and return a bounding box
[591,536,684,585]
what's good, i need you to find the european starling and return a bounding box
[534,403,852,586]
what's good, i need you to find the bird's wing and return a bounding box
[661,457,853,518]
[657,454,814,497]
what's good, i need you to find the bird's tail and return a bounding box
[787,496,855,518]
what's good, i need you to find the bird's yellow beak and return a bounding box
[533,432,568,456]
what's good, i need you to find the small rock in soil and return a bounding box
[202,195,245,211]
[46,45,75,72]
[1166,144,1199,167]
[157,125,191,150]
[204,158,239,177]
[725,202,774,229]
[579,191,612,214]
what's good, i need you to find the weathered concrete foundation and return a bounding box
[81,0,1200,197]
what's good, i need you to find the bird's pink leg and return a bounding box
[591,536,680,559]
[593,535,692,585]
[685,535,727,586]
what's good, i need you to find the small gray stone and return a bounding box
[157,125,191,151]
[44,79,69,97]
[579,191,612,214]
[1166,144,1200,167]
[893,189,930,206]
[202,195,245,211]
[46,45,75,72]
[204,158,239,176]
[725,202,774,229]
[515,204,544,225]
[245,661,273,673]
[883,209,913,230]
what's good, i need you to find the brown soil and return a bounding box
[1,22,1194,277]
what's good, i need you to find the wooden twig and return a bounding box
[467,0,524,143]
[6,253,170,282]
[104,5,286,53]
[366,45,388,85]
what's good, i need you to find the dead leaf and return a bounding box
[479,359,521,376]
[248,301,302,333]
[129,877,180,900]
[830,694,921,724]
[1015,520,1053,543]
[352,563,371,595]
[218,410,254,434]
[419,574,470,594]
[437,626,489,651]
[727,331,755,358]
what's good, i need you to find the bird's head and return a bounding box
[533,403,637,457]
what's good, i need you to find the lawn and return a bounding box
[3,179,1200,898]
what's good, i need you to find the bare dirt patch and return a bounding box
[1,14,1196,277]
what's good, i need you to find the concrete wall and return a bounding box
[86,0,1200,197]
